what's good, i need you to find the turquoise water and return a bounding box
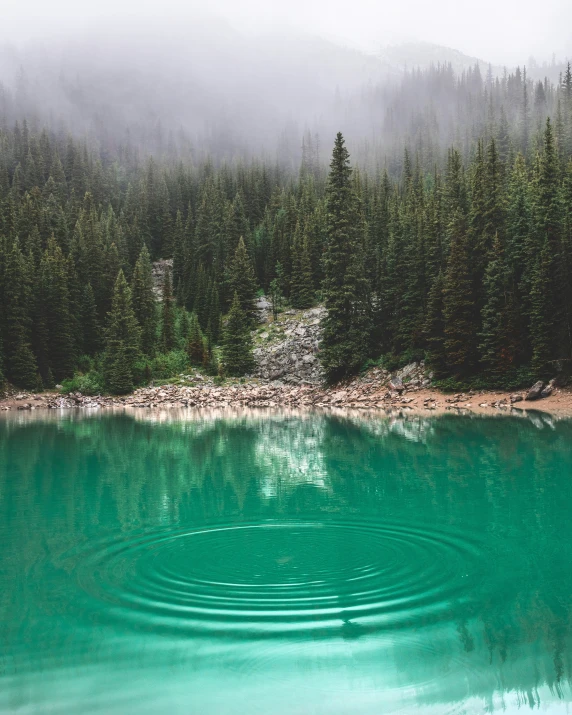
[1,409,572,713]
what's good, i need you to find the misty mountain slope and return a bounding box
[0,19,397,162]
[1,19,569,171]
[378,41,500,75]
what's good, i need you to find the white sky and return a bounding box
[3,0,571,66]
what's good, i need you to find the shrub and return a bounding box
[60,370,104,395]
[148,350,190,381]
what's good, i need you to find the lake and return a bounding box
[1,409,571,713]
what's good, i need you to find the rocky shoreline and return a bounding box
[2,364,570,418]
[1,304,569,418]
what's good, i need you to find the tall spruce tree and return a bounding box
[131,245,157,356]
[442,209,478,375]
[3,240,39,389]
[424,270,447,378]
[186,313,205,366]
[228,236,258,325]
[80,283,101,356]
[478,234,519,379]
[103,271,141,394]
[321,133,371,382]
[38,237,75,382]
[222,292,254,377]
[290,223,315,309]
[160,266,176,352]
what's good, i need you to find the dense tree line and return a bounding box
[1,83,572,391]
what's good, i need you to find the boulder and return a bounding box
[396,362,419,381]
[540,385,553,398]
[389,375,404,393]
[510,394,523,404]
[525,381,544,401]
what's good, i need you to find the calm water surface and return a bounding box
[1,409,572,713]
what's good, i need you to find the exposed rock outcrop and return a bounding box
[253,307,325,384]
[152,259,173,298]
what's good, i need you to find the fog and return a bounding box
[1,0,571,167]
[4,0,571,65]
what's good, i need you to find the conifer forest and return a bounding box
[6,5,572,715]
[1,62,572,392]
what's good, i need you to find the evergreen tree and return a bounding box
[186,313,205,366]
[478,234,519,379]
[38,237,75,382]
[290,223,315,309]
[529,237,555,376]
[424,270,447,378]
[131,245,157,356]
[228,236,258,325]
[81,283,101,356]
[442,209,478,375]
[160,266,176,352]
[3,240,38,389]
[269,268,284,321]
[103,271,141,394]
[321,133,371,382]
[222,292,254,377]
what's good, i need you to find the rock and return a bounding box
[55,384,63,390]
[253,306,324,384]
[510,394,523,403]
[151,259,173,298]
[396,362,419,381]
[256,297,272,323]
[525,381,545,401]
[388,376,404,393]
[540,385,553,398]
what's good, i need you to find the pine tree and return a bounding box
[424,270,447,378]
[103,271,141,394]
[206,282,221,343]
[3,240,39,389]
[81,283,101,356]
[269,274,283,321]
[131,245,157,356]
[478,234,519,379]
[222,292,254,377]
[290,223,314,309]
[529,236,554,376]
[39,237,75,382]
[227,236,258,325]
[160,266,176,352]
[442,209,478,375]
[321,133,371,382]
[186,313,205,366]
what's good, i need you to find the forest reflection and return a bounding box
[1,409,571,712]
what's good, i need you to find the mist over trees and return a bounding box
[1,19,571,171]
[1,20,572,390]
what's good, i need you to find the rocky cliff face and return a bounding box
[151,259,173,298]
[253,307,325,384]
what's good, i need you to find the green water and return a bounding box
[1,410,572,713]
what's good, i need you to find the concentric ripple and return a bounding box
[71,521,486,635]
